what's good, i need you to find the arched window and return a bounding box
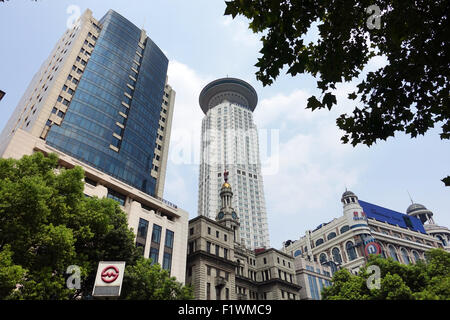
[380,246,387,259]
[315,238,324,246]
[346,242,357,261]
[412,250,421,263]
[319,253,328,264]
[436,235,447,246]
[327,232,337,240]
[401,248,410,264]
[294,250,302,257]
[340,225,350,234]
[332,247,342,264]
[389,245,399,261]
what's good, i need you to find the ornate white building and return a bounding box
[197,78,270,249]
[406,203,450,252]
[282,190,446,276]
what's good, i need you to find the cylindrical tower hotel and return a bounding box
[198,78,270,249]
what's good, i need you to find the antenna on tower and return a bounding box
[407,190,414,204]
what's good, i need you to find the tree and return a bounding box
[0,152,191,300]
[0,245,27,299]
[224,0,449,185]
[122,258,194,300]
[319,268,371,300]
[322,248,450,300]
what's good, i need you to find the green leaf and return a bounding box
[322,92,337,110]
[306,95,322,111]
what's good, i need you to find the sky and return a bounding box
[0,0,449,249]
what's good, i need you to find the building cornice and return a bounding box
[256,278,302,291]
[255,247,294,260]
[189,215,234,233]
[371,231,436,249]
[187,250,238,268]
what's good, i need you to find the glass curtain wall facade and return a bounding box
[46,10,168,196]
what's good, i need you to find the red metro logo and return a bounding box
[365,242,382,256]
[101,265,120,283]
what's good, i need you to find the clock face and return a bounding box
[218,212,224,220]
[232,212,237,220]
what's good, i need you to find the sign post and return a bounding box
[92,261,126,298]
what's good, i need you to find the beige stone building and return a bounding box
[186,174,301,300]
[294,257,332,300]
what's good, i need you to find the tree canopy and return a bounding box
[122,258,193,300]
[322,248,450,300]
[0,152,192,300]
[224,0,449,185]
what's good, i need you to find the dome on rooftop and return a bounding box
[222,182,231,189]
[342,190,356,198]
[406,203,427,214]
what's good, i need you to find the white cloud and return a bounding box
[166,60,211,165]
[264,126,362,211]
[163,60,210,214]
[254,83,361,131]
[254,88,367,245]
[254,89,324,129]
[220,15,260,48]
[163,60,367,241]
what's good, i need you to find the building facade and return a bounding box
[197,78,270,249]
[406,203,450,252]
[0,9,173,199]
[282,190,444,277]
[0,9,188,283]
[187,175,301,300]
[294,257,332,300]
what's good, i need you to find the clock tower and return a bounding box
[216,170,241,244]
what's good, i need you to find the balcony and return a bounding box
[237,293,247,300]
[215,276,227,288]
[154,195,178,209]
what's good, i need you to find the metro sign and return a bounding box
[365,242,382,256]
[101,265,120,283]
[92,261,126,297]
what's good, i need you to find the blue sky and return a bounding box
[1,0,448,248]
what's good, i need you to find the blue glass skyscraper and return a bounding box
[0,9,186,281]
[43,10,168,196]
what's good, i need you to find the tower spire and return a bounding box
[407,190,414,204]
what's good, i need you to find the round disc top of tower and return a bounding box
[199,77,258,114]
